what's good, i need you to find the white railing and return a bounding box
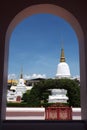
[6,107,81,120]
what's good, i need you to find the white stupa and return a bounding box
[10,71,32,93]
[7,70,32,102]
[56,48,71,79]
[15,73,27,96]
[48,89,69,103]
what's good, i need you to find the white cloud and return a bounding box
[71,75,80,81]
[24,74,31,80]
[8,73,46,80]
[8,74,17,79]
[31,74,46,79]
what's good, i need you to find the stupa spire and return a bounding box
[60,48,66,62]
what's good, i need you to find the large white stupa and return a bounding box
[56,48,71,79]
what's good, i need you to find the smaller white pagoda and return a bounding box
[7,71,32,102]
[48,89,69,103]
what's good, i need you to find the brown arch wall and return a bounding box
[0,0,87,130]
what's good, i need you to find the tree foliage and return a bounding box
[22,78,80,107]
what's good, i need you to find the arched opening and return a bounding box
[7,13,80,120]
[5,4,84,120]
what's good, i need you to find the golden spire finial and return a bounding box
[59,35,66,62]
[60,48,66,62]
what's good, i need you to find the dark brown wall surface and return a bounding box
[0,0,87,130]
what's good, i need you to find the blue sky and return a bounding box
[8,14,79,79]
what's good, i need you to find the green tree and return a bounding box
[22,78,80,107]
[22,90,30,102]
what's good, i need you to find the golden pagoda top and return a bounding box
[60,48,66,62]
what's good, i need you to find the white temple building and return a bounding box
[56,48,71,79]
[7,72,32,102]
